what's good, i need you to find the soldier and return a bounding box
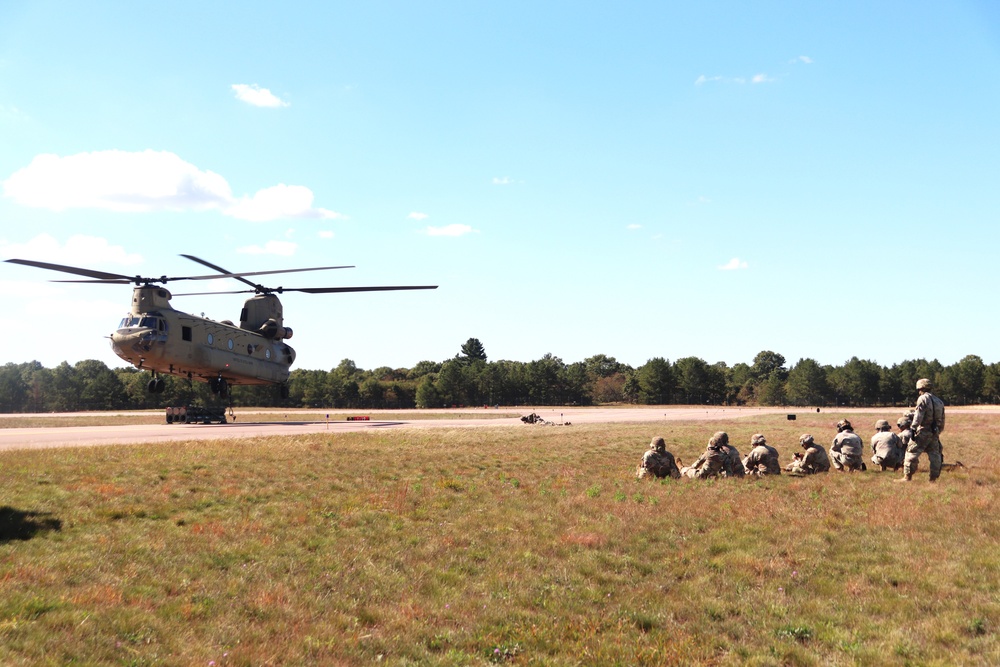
[831,419,865,472]
[897,411,915,449]
[871,419,904,471]
[742,433,781,476]
[723,434,746,478]
[899,378,945,482]
[636,436,681,480]
[681,431,742,479]
[785,434,831,475]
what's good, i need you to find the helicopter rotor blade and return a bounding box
[179,255,256,289]
[170,285,438,297]
[4,258,134,282]
[289,285,438,294]
[180,254,356,290]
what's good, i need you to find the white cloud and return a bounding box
[318,230,334,239]
[718,257,749,271]
[235,240,298,256]
[1,233,143,266]
[695,75,722,85]
[408,212,429,220]
[796,55,814,64]
[626,224,642,230]
[231,83,290,108]
[424,224,475,237]
[225,184,342,222]
[2,150,343,222]
[752,73,775,84]
[492,176,513,185]
[3,150,232,212]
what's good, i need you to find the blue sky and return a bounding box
[1,1,999,373]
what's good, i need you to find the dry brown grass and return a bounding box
[0,411,997,665]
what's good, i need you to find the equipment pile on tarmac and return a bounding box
[520,412,571,426]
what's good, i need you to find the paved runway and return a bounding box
[0,407,788,451]
[2,405,995,452]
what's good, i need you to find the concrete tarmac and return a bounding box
[2,405,995,452]
[0,406,867,452]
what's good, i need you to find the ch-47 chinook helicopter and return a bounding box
[5,255,436,399]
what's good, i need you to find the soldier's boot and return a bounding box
[895,473,913,483]
[879,464,887,471]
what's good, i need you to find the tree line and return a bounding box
[2,339,999,413]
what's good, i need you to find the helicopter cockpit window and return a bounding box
[139,317,158,329]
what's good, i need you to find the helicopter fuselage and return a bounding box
[110,286,296,386]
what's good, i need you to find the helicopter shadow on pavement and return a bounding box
[0,506,62,543]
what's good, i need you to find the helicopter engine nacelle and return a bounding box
[259,318,294,340]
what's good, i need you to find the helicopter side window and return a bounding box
[139,317,157,329]
[182,326,192,342]
[207,333,214,345]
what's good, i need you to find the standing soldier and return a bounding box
[681,431,741,479]
[871,419,905,471]
[636,436,681,480]
[831,419,866,472]
[743,433,781,476]
[785,434,831,475]
[899,378,945,482]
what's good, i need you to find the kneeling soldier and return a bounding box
[682,431,743,479]
[871,419,904,471]
[786,434,831,475]
[636,436,681,480]
[743,433,781,477]
[831,419,865,472]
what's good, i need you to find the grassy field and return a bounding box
[0,411,997,665]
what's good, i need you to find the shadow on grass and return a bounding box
[0,506,62,543]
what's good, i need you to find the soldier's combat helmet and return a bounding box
[836,419,853,432]
[799,434,814,447]
[750,433,767,446]
[916,378,932,391]
[649,436,666,451]
[708,431,729,448]
[874,419,890,431]
[897,411,914,429]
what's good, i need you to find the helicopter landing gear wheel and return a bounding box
[147,377,165,393]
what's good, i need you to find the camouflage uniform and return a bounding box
[870,419,904,471]
[636,437,681,480]
[901,379,945,482]
[681,431,741,479]
[786,434,831,475]
[742,433,781,476]
[897,412,914,450]
[831,419,865,472]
